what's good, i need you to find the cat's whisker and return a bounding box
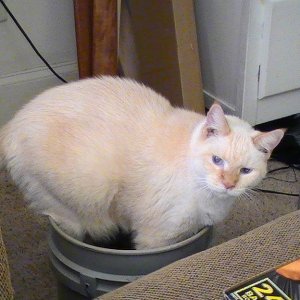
[197,184,214,198]
[196,178,208,183]
[240,190,255,202]
[239,193,248,203]
[247,193,257,201]
[198,185,210,193]
[248,188,259,194]
[246,189,259,199]
[245,194,254,202]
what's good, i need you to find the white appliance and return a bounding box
[195,0,300,125]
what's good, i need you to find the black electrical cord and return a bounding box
[255,164,299,197]
[267,166,291,174]
[0,0,67,83]
[263,165,298,183]
[254,188,299,197]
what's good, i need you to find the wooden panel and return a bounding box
[119,0,204,111]
[73,0,93,78]
[119,0,182,106]
[172,0,204,113]
[93,0,118,76]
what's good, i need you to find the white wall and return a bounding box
[0,0,78,125]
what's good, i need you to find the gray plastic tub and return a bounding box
[48,218,212,299]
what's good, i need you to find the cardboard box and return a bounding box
[225,258,300,300]
[119,0,204,113]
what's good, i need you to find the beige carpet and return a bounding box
[0,161,298,300]
[0,172,57,300]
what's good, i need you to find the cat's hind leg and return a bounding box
[82,189,120,243]
[133,228,172,250]
[19,175,86,240]
[43,204,86,240]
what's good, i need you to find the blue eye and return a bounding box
[212,155,224,166]
[240,167,252,174]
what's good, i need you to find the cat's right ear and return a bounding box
[202,104,230,138]
[252,129,285,157]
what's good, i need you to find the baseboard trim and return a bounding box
[0,61,79,126]
[203,89,237,115]
[0,61,78,86]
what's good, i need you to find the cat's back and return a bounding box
[2,76,173,154]
[1,77,173,176]
[24,76,172,121]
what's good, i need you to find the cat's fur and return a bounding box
[0,77,284,249]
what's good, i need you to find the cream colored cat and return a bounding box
[0,77,284,249]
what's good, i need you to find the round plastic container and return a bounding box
[48,218,212,299]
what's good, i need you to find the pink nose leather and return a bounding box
[222,181,236,190]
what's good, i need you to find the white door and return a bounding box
[258,0,300,99]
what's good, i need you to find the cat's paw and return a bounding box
[134,234,170,250]
[48,214,85,241]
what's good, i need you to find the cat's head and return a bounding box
[191,104,285,197]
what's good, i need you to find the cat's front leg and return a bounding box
[46,211,86,241]
[134,232,171,250]
[133,225,183,250]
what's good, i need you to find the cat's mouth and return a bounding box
[208,184,244,197]
[199,178,244,197]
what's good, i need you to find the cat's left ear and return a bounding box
[203,103,230,138]
[252,129,285,156]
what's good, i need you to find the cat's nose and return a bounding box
[222,181,236,190]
